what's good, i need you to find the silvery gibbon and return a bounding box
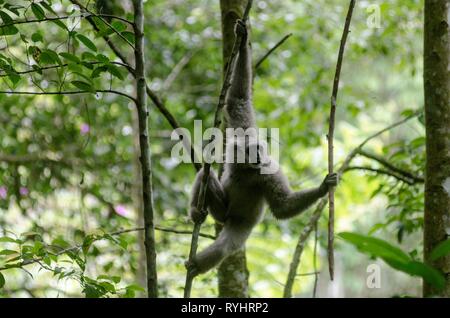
[187,20,337,276]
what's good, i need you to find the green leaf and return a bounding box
[31,32,43,43]
[72,80,94,92]
[106,64,124,80]
[401,261,446,290]
[92,65,108,78]
[81,52,97,61]
[77,34,97,52]
[0,24,18,36]
[59,52,80,64]
[50,19,68,31]
[31,3,46,20]
[0,237,19,244]
[40,49,62,65]
[339,232,410,263]
[82,235,96,255]
[430,239,450,261]
[121,31,135,44]
[0,249,18,256]
[339,232,446,290]
[95,54,109,63]
[0,10,13,23]
[40,1,57,15]
[99,281,115,293]
[0,272,5,289]
[111,21,127,33]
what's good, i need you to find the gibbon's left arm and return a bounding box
[189,168,228,224]
[262,171,338,219]
[225,20,256,130]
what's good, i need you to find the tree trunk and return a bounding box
[133,0,158,298]
[217,0,250,298]
[423,0,450,297]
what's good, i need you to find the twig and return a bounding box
[0,13,133,28]
[183,0,253,299]
[0,61,130,78]
[312,221,319,298]
[326,0,356,281]
[69,0,201,171]
[0,226,214,272]
[283,112,420,298]
[344,166,423,185]
[356,150,424,183]
[155,226,215,240]
[0,89,136,103]
[162,49,197,91]
[254,33,293,69]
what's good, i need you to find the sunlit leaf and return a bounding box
[77,34,97,52]
[31,3,46,20]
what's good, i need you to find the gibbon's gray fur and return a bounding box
[187,20,338,276]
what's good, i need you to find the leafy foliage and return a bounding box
[339,232,445,290]
[0,0,428,297]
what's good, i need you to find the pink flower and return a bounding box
[114,205,128,217]
[0,186,7,199]
[80,123,90,135]
[20,187,29,196]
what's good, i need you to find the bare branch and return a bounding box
[357,150,424,183]
[254,33,293,70]
[69,0,201,171]
[0,226,214,272]
[0,89,136,103]
[283,112,420,298]
[162,49,196,91]
[326,0,356,281]
[344,166,420,185]
[0,13,133,29]
[0,61,131,78]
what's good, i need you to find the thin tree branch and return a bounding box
[254,33,293,70]
[0,61,131,78]
[69,0,201,171]
[0,226,214,272]
[184,0,254,299]
[326,0,356,281]
[0,13,133,28]
[162,49,197,92]
[344,166,423,185]
[155,226,215,240]
[283,112,420,298]
[0,89,136,103]
[357,150,425,183]
[312,221,319,298]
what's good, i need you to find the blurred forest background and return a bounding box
[0,0,447,298]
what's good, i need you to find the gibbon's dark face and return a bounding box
[230,138,269,169]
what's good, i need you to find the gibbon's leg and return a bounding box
[189,168,228,224]
[188,219,253,276]
[263,171,338,220]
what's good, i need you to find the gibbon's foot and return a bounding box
[235,19,248,38]
[190,206,207,224]
[320,173,339,193]
[185,260,200,277]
